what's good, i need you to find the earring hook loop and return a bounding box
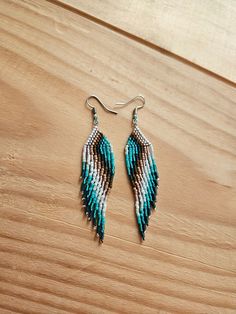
[115,95,145,126]
[86,95,118,115]
[115,95,145,111]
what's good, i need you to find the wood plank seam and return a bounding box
[46,0,236,86]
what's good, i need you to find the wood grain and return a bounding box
[0,0,236,313]
[55,0,236,83]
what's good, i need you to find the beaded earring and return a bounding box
[81,96,117,242]
[116,96,159,240]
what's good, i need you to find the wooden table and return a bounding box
[0,1,236,313]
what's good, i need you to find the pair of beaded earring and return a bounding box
[81,95,159,242]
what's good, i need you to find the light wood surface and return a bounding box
[56,0,236,83]
[0,0,236,313]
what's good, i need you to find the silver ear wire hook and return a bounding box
[115,95,145,126]
[115,95,145,110]
[85,95,118,126]
[86,95,118,114]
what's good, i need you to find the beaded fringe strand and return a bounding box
[81,126,115,242]
[125,126,159,239]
